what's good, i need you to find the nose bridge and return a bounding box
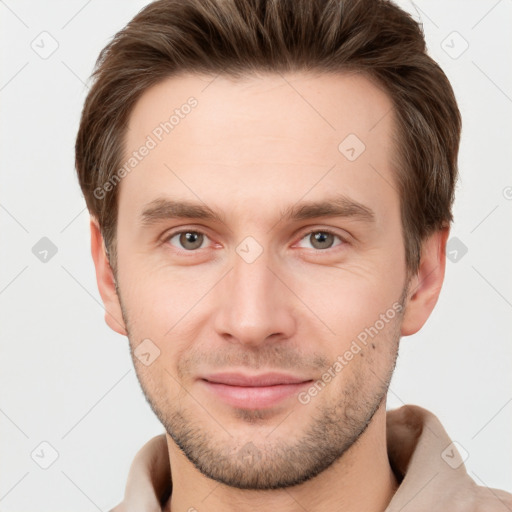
[234,250,274,309]
[214,243,295,345]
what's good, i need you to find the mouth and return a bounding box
[199,372,313,409]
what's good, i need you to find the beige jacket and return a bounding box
[110,405,512,511]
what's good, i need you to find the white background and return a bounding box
[1,0,511,510]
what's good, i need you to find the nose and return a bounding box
[213,247,296,348]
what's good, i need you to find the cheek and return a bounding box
[289,260,401,338]
[118,252,209,324]
[118,263,216,377]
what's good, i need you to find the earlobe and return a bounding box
[400,227,450,336]
[89,218,127,336]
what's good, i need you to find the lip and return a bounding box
[199,372,313,409]
[201,372,310,387]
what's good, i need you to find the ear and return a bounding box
[90,217,127,336]
[401,226,450,336]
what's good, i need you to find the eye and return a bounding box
[167,230,209,251]
[296,229,346,251]
[163,228,346,253]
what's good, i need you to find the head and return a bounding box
[77,0,460,490]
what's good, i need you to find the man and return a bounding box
[75,0,512,510]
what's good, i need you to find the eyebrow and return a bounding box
[141,199,225,225]
[280,195,375,223]
[140,194,375,226]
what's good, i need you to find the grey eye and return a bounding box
[170,231,206,250]
[296,230,344,250]
[309,231,335,250]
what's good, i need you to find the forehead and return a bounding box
[120,71,397,223]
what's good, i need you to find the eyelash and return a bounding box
[162,227,348,254]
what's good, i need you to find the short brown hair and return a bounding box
[75,0,461,274]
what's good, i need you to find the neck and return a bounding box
[164,401,398,512]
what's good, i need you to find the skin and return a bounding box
[91,71,449,511]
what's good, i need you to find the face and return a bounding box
[101,71,418,489]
